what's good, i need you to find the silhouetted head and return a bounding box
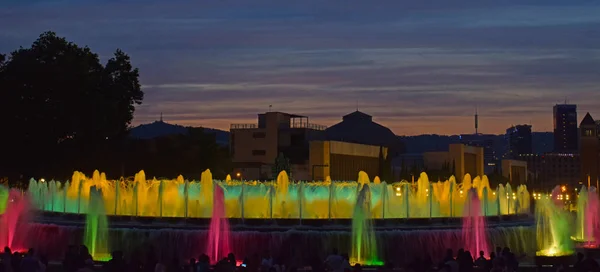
[190,258,196,265]
[490,252,496,259]
[496,246,502,253]
[465,251,472,259]
[479,251,484,257]
[4,247,11,254]
[27,248,35,256]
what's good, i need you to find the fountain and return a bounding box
[13,169,538,264]
[205,170,232,264]
[573,186,600,247]
[26,170,530,220]
[462,188,490,255]
[0,189,31,250]
[350,171,381,266]
[84,186,110,261]
[535,186,574,266]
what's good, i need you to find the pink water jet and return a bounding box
[206,184,231,264]
[0,190,31,249]
[585,187,600,247]
[462,188,489,255]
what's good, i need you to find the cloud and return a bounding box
[1,0,599,135]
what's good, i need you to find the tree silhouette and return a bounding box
[272,152,291,179]
[0,31,143,179]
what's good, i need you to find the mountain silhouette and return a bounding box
[129,120,229,146]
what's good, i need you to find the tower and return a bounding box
[580,113,599,183]
[553,104,578,152]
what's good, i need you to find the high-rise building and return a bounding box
[553,104,578,153]
[580,112,600,183]
[505,124,533,159]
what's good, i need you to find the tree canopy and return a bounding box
[0,31,143,179]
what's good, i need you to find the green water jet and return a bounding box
[84,186,110,261]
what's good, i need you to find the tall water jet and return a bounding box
[84,186,110,261]
[0,189,31,250]
[574,186,589,242]
[351,181,380,265]
[462,188,489,255]
[536,186,573,256]
[206,173,231,264]
[574,186,600,247]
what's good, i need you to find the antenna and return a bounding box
[160,112,163,122]
[475,106,479,135]
[356,100,359,111]
[268,105,272,112]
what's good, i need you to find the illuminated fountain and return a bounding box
[84,186,110,261]
[536,186,574,257]
[462,188,490,255]
[16,169,538,264]
[350,172,381,266]
[26,170,530,220]
[205,170,232,264]
[0,189,31,250]
[573,186,600,247]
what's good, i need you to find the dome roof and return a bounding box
[325,111,399,148]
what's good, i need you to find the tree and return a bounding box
[0,31,143,179]
[272,152,291,179]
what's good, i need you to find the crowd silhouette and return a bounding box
[0,244,597,272]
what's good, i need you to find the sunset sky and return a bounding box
[1,0,599,135]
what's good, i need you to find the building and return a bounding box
[325,111,403,156]
[459,134,498,174]
[309,141,388,181]
[553,104,578,153]
[580,112,600,183]
[505,125,533,159]
[501,159,528,184]
[519,153,580,190]
[423,143,484,179]
[230,111,326,180]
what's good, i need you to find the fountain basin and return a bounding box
[534,254,575,267]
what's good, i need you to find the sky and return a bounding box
[1,0,599,135]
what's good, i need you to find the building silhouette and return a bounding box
[580,112,600,183]
[505,124,533,159]
[553,104,578,153]
[230,111,326,180]
[325,111,403,155]
[229,111,392,181]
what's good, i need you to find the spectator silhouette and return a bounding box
[2,247,12,272]
[458,251,473,272]
[474,251,486,268]
[20,248,41,272]
[197,254,210,272]
[578,251,599,272]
